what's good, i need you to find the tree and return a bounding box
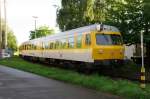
[0,19,17,51]
[57,0,150,59]
[7,30,17,51]
[57,0,148,43]
[57,0,91,31]
[29,25,55,39]
[143,0,150,60]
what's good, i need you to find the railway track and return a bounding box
[24,57,150,83]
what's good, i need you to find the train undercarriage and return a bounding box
[20,55,124,74]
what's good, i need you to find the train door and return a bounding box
[84,33,91,48]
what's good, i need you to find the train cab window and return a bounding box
[96,34,123,45]
[68,37,74,48]
[85,34,91,46]
[77,34,82,48]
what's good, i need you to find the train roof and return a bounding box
[22,24,120,44]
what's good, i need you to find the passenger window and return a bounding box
[85,34,91,45]
[34,44,36,50]
[42,42,45,50]
[49,42,52,49]
[53,42,56,49]
[30,44,32,50]
[77,34,82,48]
[33,44,35,50]
[45,42,49,49]
[62,39,67,48]
[68,37,74,48]
[52,43,54,49]
[55,41,59,49]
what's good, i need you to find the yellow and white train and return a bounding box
[19,24,124,68]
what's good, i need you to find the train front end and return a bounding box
[92,25,124,66]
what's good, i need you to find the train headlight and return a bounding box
[96,25,101,31]
[120,49,124,54]
[99,49,104,54]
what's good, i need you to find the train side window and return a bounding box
[26,45,27,50]
[68,37,74,48]
[27,44,28,50]
[55,41,59,49]
[42,42,44,50]
[49,43,51,49]
[30,44,31,50]
[27,44,29,50]
[61,39,66,48]
[29,44,30,50]
[30,44,32,50]
[53,42,56,49]
[58,41,61,49]
[31,44,33,50]
[59,41,62,49]
[77,34,82,48]
[85,34,91,45]
[45,42,49,49]
[34,44,36,50]
[50,42,54,49]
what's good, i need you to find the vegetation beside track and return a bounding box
[0,56,150,99]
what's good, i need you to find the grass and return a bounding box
[0,56,150,99]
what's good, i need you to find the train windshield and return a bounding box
[96,34,123,45]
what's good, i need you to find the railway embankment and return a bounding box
[0,56,150,99]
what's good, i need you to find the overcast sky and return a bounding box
[5,0,61,45]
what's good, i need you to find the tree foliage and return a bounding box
[7,30,17,51]
[57,0,92,31]
[57,0,149,44]
[0,19,17,51]
[57,0,150,59]
[29,25,55,39]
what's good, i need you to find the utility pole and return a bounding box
[0,0,2,49]
[140,30,146,88]
[0,0,7,58]
[3,0,7,48]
